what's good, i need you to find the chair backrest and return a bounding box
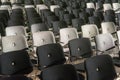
[117,30,120,49]
[86,2,95,9]
[36,43,66,69]
[33,31,56,47]
[0,50,33,75]
[95,33,115,51]
[103,3,112,11]
[101,22,116,34]
[31,23,48,34]
[85,55,116,80]
[68,38,93,59]
[60,28,79,46]
[50,5,60,12]
[2,35,27,52]
[81,24,99,40]
[42,64,79,80]
[5,26,26,36]
[112,3,120,13]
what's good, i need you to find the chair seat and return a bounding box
[73,62,85,72]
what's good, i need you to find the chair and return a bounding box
[0,49,33,79]
[36,43,66,69]
[63,14,75,26]
[85,55,116,80]
[72,18,85,32]
[95,33,118,57]
[68,38,93,71]
[41,64,84,80]
[89,16,101,29]
[112,3,120,13]
[86,2,95,9]
[81,24,99,40]
[5,26,26,36]
[104,14,116,24]
[72,9,81,18]
[52,20,67,35]
[101,22,116,34]
[31,23,48,34]
[79,11,89,23]
[103,3,112,11]
[86,8,95,16]
[32,31,56,51]
[2,35,28,52]
[50,5,60,12]
[94,11,104,22]
[60,28,79,47]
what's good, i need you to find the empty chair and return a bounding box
[86,2,95,9]
[68,38,93,71]
[41,64,84,80]
[112,3,120,13]
[86,8,95,16]
[36,43,66,69]
[60,28,79,47]
[105,10,115,17]
[2,35,27,52]
[94,11,104,22]
[63,14,75,26]
[31,23,48,34]
[82,24,99,40]
[72,9,81,18]
[46,15,59,28]
[104,14,116,24]
[5,26,26,36]
[85,55,116,80]
[79,11,89,23]
[0,50,33,75]
[50,5,60,12]
[32,31,56,51]
[95,33,118,57]
[89,16,101,29]
[101,22,116,34]
[53,20,67,35]
[36,4,48,14]
[54,8,63,17]
[103,3,112,11]
[72,18,85,32]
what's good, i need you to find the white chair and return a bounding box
[103,3,113,11]
[36,4,48,14]
[81,24,99,39]
[101,22,116,34]
[1,0,9,3]
[50,5,60,12]
[95,33,118,57]
[24,5,35,9]
[81,24,99,48]
[5,26,27,36]
[10,0,17,4]
[33,31,56,50]
[2,35,28,52]
[117,30,120,49]
[101,22,117,41]
[112,3,120,13]
[60,28,79,47]
[86,2,95,9]
[1,5,12,13]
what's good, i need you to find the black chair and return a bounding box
[0,76,31,80]
[46,15,59,28]
[105,10,115,17]
[53,20,67,35]
[72,18,85,32]
[72,9,81,18]
[66,6,73,14]
[112,0,118,3]
[58,10,69,20]
[41,64,84,80]
[0,49,33,79]
[68,38,93,71]
[104,14,116,24]
[36,43,66,69]
[85,55,116,80]
[86,8,95,16]
[63,13,75,25]
[94,11,104,22]
[79,11,89,23]
[54,8,63,17]
[89,16,101,29]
